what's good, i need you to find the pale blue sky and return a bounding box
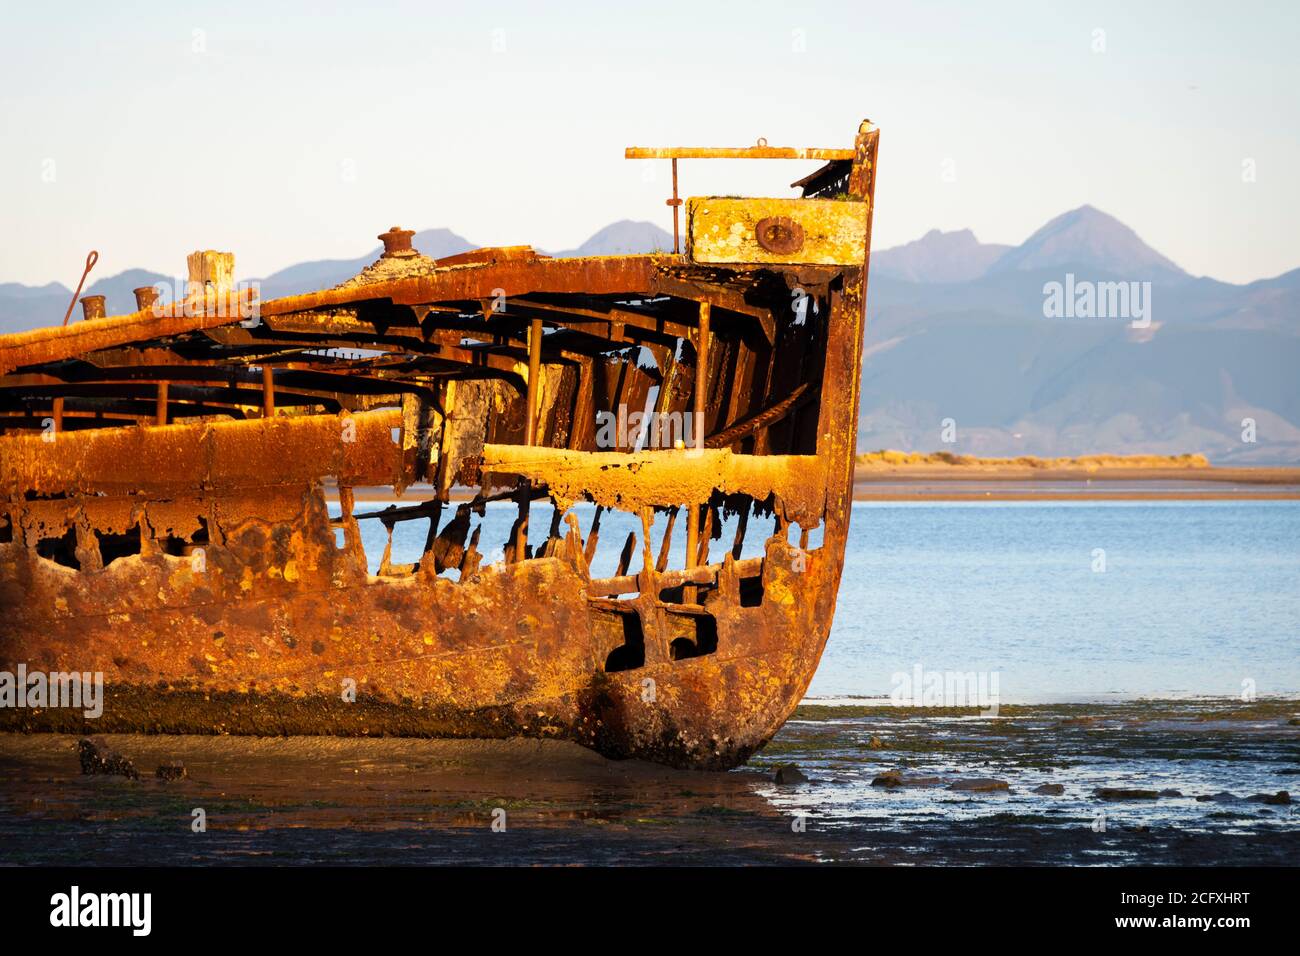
[2,0,1296,286]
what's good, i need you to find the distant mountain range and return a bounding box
[3,208,1296,462]
[865,206,1299,463]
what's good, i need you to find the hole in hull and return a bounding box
[99,525,142,566]
[36,526,79,569]
[603,611,646,672]
[667,612,717,660]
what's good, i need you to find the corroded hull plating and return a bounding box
[0,122,878,768]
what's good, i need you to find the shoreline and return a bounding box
[341,465,1300,503]
[799,694,1300,709]
[851,464,1300,500]
[850,487,1300,501]
[855,465,1300,483]
[790,697,1300,720]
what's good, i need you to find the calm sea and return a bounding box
[350,499,1300,703]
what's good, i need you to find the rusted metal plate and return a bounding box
[481,443,827,525]
[687,197,868,266]
[2,409,403,496]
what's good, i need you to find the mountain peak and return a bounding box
[990,205,1185,277]
[873,228,1011,283]
[550,220,674,258]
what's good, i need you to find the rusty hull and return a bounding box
[0,121,879,769]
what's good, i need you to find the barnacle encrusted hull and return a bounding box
[0,122,879,769]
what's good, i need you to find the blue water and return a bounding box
[345,499,1300,703]
[816,501,1300,702]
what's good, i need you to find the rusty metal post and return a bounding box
[262,365,275,418]
[684,300,711,600]
[186,251,236,307]
[52,397,64,435]
[155,381,169,425]
[685,505,699,582]
[378,226,416,259]
[79,295,106,321]
[694,301,710,451]
[697,503,713,567]
[524,317,543,444]
[512,488,530,563]
[133,286,160,313]
[515,317,544,562]
[668,159,682,254]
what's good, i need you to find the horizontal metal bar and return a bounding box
[625,147,854,160]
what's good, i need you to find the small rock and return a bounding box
[1195,791,1239,803]
[155,761,188,781]
[872,770,946,788]
[950,778,1009,792]
[78,739,139,780]
[1158,789,1183,798]
[1033,783,1065,796]
[1246,791,1291,805]
[1094,787,1159,800]
[773,764,808,785]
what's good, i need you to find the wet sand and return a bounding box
[1,699,1295,866]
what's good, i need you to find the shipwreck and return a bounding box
[0,121,879,769]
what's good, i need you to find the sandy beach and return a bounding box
[850,460,1300,500]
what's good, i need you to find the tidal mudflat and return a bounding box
[1,698,1295,866]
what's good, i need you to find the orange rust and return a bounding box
[2,409,404,497]
[0,120,880,769]
[480,445,827,527]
